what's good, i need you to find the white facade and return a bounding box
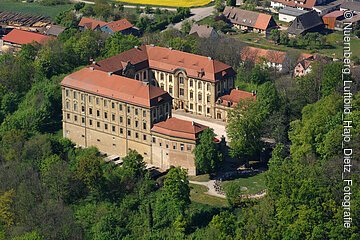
[279,13,297,22]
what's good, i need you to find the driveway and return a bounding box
[171,6,215,29]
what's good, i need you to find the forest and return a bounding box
[0,19,359,240]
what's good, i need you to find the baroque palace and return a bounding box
[61,45,256,175]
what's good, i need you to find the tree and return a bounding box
[321,62,342,97]
[94,0,112,20]
[269,29,280,43]
[103,33,141,57]
[194,128,223,174]
[226,0,236,6]
[121,150,146,180]
[75,147,104,192]
[180,20,192,34]
[0,189,15,227]
[214,0,225,12]
[74,2,85,11]
[163,167,190,211]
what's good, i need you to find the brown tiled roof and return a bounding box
[78,17,107,30]
[2,29,51,45]
[151,117,208,140]
[61,68,172,108]
[189,24,217,38]
[218,89,256,107]
[223,7,276,30]
[241,46,287,64]
[106,18,133,32]
[92,45,235,82]
[323,10,344,18]
[272,0,317,9]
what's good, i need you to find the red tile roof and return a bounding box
[92,45,235,82]
[61,68,172,108]
[323,10,344,18]
[106,18,133,32]
[2,29,51,45]
[272,0,317,9]
[151,117,208,140]
[241,46,287,64]
[218,89,256,107]
[78,17,107,30]
[254,14,273,31]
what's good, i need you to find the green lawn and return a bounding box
[189,183,228,207]
[222,172,267,195]
[0,1,74,19]
[233,31,360,59]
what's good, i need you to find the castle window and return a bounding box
[143,110,146,117]
[189,80,193,87]
[127,118,131,126]
[96,98,99,105]
[135,108,138,115]
[67,113,70,119]
[104,112,108,119]
[127,106,131,113]
[104,100,107,107]
[112,126,115,132]
[143,122,147,130]
[82,117,85,124]
[111,102,115,109]
[198,93,202,101]
[120,128,123,134]
[207,83,211,91]
[198,82,202,89]
[173,144,177,150]
[81,106,85,113]
[179,76,184,84]
[104,124,108,130]
[127,130,131,137]
[81,94,85,101]
[73,103,78,111]
[187,145,192,151]
[180,88,184,96]
[190,91,193,99]
[152,137,156,143]
[97,122,100,128]
[135,120,139,128]
[120,116,123,123]
[66,101,70,109]
[73,91,77,99]
[169,75,173,83]
[169,87,173,94]
[180,144,184,151]
[143,135,147,141]
[143,71,147,80]
[135,132,139,139]
[198,105,202,112]
[160,73,164,80]
[119,104,123,111]
[65,89,69,97]
[112,114,115,121]
[207,95,211,103]
[89,119,93,126]
[89,96,92,103]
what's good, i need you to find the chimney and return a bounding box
[90,66,94,70]
[192,121,195,126]
[150,44,155,47]
[135,45,139,49]
[108,72,113,76]
[208,56,212,60]
[169,47,173,50]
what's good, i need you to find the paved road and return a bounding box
[172,110,228,141]
[171,6,215,29]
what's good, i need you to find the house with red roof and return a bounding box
[1,29,51,53]
[240,46,314,73]
[271,0,328,10]
[78,17,139,35]
[223,7,278,36]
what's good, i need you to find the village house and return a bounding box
[1,29,51,53]
[240,46,314,74]
[294,54,332,77]
[287,10,324,36]
[41,25,66,37]
[340,1,360,14]
[61,67,210,175]
[90,45,236,120]
[223,7,278,36]
[189,24,219,39]
[313,0,344,16]
[279,7,308,22]
[78,17,139,35]
[271,0,329,10]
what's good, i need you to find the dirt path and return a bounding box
[190,180,226,199]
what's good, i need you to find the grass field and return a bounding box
[222,172,267,195]
[233,32,360,59]
[190,183,228,207]
[0,1,74,19]
[118,0,211,7]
